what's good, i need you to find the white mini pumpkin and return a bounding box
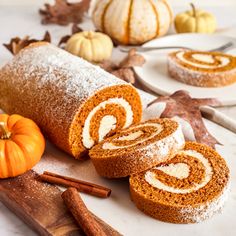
[92,0,173,45]
[66,31,113,63]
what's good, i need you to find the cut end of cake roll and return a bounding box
[168,50,236,87]
[89,118,185,178]
[69,84,142,158]
[0,42,142,159]
[130,142,230,224]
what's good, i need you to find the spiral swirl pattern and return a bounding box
[168,50,236,87]
[175,51,235,71]
[130,142,230,223]
[145,150,213,194]
[102,122,163,150]
[82,98,134,149]
[90,119,185,178]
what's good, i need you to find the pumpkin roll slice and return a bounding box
[168,50,236,87]
[89,119,185,178]
[130,142,230,224]
[0,42,142,159]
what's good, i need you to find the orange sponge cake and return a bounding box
[89,119,185,178]
[130,142,230,223]
[0,42,142,159]
[168,50,236,87]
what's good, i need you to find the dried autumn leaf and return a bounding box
[39,0,91,25]
[112,68,136,84]
[98,60,117,73]
[99,48,145,84]
[148,90,221,148]
[3,31,51,55]
[72,23,83,34]
[119,48,146,68]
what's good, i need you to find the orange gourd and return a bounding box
[0,114,45,178]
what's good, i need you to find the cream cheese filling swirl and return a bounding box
[145,150,213,194]
[176,51,231,69]
[82,97,134,149]
[101,122,184,153]
[102,123,163,150]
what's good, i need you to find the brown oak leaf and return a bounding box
[148,90,221,149]
[3,31,51,55]
[39,0,91,25]
[99,49,145,84]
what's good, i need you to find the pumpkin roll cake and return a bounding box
[130,142,230,224]
[89,119,185,178]
[168,50,236,87]
[0,42,142,159]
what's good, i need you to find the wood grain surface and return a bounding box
[0,171,121,236]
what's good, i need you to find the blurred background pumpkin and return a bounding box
[92,0,173,45]
[66,31,113,62]
[174,3,217,33]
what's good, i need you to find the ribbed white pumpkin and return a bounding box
[92,0,173,45]
[66,31,113,63]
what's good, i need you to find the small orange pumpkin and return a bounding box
[0,114,45,178]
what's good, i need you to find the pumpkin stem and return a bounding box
[190,3,196,18]
[85,31,94,39]
[0,122,11,139]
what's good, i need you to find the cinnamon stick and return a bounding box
[38,171,111,198]
[62,187,107,236]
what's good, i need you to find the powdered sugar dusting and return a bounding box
[6,43,126,100]
[141,124,185,162]
[179,183,230,223]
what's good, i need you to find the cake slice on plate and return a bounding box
[168,50,236,87]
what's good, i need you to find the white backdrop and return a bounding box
[0,0,235,7]
[169,0,236,6]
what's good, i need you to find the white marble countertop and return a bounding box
[0,1,236,235]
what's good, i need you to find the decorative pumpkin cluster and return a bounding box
[5,1,217,63]
[64,0,173,62]
[63,1,216,62]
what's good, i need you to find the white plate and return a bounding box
[134,33,236,104]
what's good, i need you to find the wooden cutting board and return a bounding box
[0,170,121,236]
